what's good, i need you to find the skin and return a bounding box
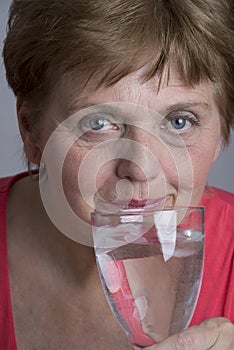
[9,63,234,349]
[28,65,222,227]
[147,318,234,350]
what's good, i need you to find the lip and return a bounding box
[109,195,172,210]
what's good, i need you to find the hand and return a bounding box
[145,318,234,350]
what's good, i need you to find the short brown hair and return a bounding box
[3,0,234,144]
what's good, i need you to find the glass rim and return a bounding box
[91,205,205,217]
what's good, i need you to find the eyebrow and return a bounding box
[66,102,119,117]
[66,101,211,119]
[163,102,211,114]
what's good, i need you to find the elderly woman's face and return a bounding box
[37,65,221,229]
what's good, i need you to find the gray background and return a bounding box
[0,0,233,193]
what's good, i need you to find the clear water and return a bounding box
[95,228,204,348]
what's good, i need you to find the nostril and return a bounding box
[117,159,148,182]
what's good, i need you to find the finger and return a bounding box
[209,318,234,349]
[145,318,234,350]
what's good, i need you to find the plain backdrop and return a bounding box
[0,0,233,193]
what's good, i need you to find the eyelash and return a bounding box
[162,111,201,131]
[77,110,201,140]
[77,114,123,140]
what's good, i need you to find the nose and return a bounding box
[116,128,164,182]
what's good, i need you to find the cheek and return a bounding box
[191,153,212,188]
[61,146,117,219]
[157,143,216,206]
[191,139,219,183]
[158,147,192,189]
[62,146,93,221]
[159,159,179,187]
[185,143,219,204]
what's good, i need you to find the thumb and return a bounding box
[145,318,234,350]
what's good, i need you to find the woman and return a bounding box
[1,0,234,349]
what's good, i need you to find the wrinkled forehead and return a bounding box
[50,61,216,119]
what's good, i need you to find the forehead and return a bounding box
[51,62,217,118]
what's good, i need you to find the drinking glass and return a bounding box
[91,207,204,349]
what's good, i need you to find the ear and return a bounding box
[17,99,42,165]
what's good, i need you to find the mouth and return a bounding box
[96,195,172,211]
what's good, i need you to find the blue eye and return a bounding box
[170,118,190,130]
[89,118,109,131]
[162,112,200,133]
[77,113,124,142]
[80,114,119,133]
